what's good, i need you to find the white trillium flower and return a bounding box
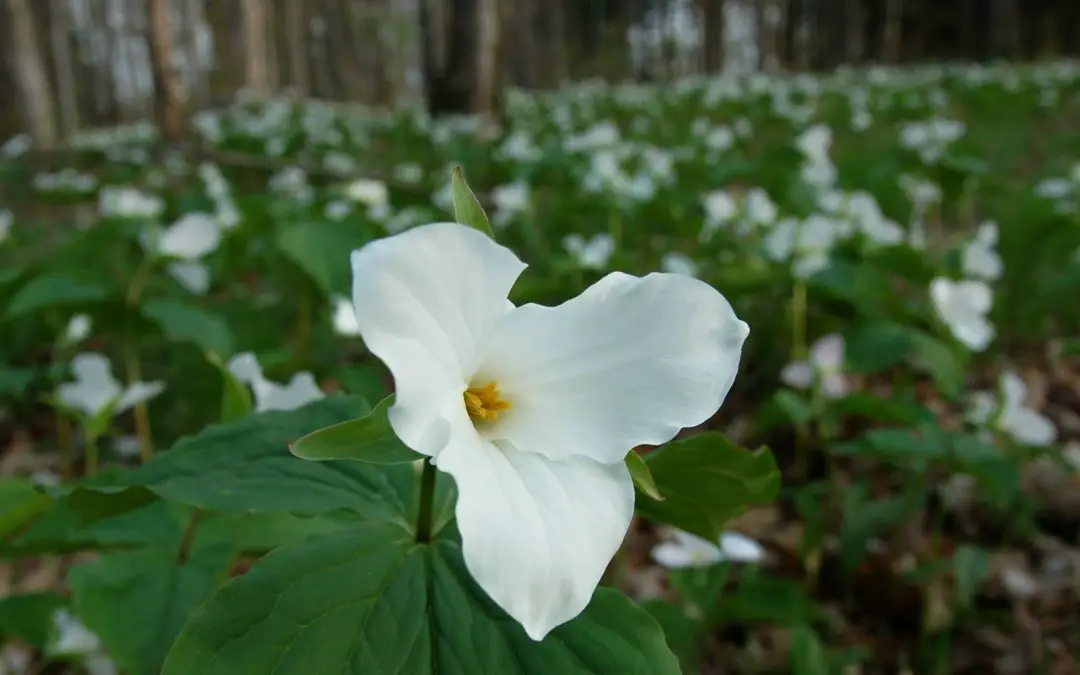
[968,371,1056,446]
[563,233,616,270]
[157,213,222,259]
[961,220,1003,281]
[780,333,849,399]
[652,529,766,569]
[930,278,995,352]
[228,352,325,413]
[660,251,698,277]
[57,353,165,419]
[350,222,749,640]
[63,314,92,344]
[48,609,118,675]
[331,295,361,336]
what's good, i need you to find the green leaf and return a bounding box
[0,477,51,536]
[790,624,829,675]
[909,331,965,399]
[626,451,663,501]
[290,394,423,465]
[82,397,426,525]
[141,298,235,357]
[952,545,990,613]
[207,352,253,423]
[69,505,234,675]
[275,221,366,297]
[164,525,680,675]
[635,434,780,541]
[0,592,66,647]
[773,390,815,424]
[0,367,35,397]
[4,274,110,319]
[451,167,494,237]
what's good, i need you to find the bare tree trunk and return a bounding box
[759,0,784,72]
[7,0,58,147]
[285,0,309,95]
[50,0,79,139]
[844,0,864,64]
[882,0,903,63]
[148,0,187,142]
[241,0,271,93]
[991,0,1021,58]
[474,0,500,113]
[700,0,725,72]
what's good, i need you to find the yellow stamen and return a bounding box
[464,381,512,422]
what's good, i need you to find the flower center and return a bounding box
[463,381,512,423]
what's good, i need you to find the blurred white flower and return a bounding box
[63,314,92,344]
[652,529,766,569]
[228,352,324,413]
[99,186,163,220]
[660,252,698,277]
[962,221,1003,281]
[332,295,361,336]
[324,200,352,221]
[780,333,848,399]
[57,353,165,419]
[491,180,531,229]
[393,163,424,185]
[345,178,389,208]
[930,278,994,352]
[796,124,837,189]
[156,213,221,259]
[899,118,966,164]
[563,233,616,270]
[764,215,841,278]
[968,371,1056,446]
[48,609,117,675]
[701,189,738,236]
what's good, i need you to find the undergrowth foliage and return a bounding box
[0,60,1079,674]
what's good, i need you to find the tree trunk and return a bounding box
[7,0,58,148]
[241,0,271,93]
[700,0,725,72]
[474,0,500,113]
[285,0,309,95]
[844,0,864,64]
[50,0,78,139]
[148,0,187,143]
[881,0,903,63]
[991,0,1021,58]
[759,0,784,72]
[424,0,477,115]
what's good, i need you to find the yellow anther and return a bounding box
[464,381,512,422]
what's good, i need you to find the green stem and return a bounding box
[124,346,154,462]
[84,432,99,476]
[56,413,74,480]
[415,459,438,543]
[296,288,312,367]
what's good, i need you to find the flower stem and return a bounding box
[415,459,438,543]
[124,346,154,462]
[84,432,98,476]
[56,413,74,480]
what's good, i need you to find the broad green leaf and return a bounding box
[790,624,829,675]
[141,298,235,357]
[275,221,366,297]
[290,394,423,464]
[3,274,110,318]
[635,434,780,541]
[207,352,253,422]
[626,451,663,501]
[0,477,51,536]
[952,545,990,613]
[451,167,494,237]
[0,592,66,647]
[0,367,35,397]
[909,331,965,399]
[79,397,432,527]
[164,525,680,675]
[69,505,234,675]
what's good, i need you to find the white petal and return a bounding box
[115,381,165,413]
[57,353,122,417]
[158,213,221,259]
[350,222,526,456]
[331,295,361,336]
[1006,408,1057,446]
[227,352,263,384]
[650,542,698,568]
[810,333,845,370]
[999,371,1029,412]
[257,372,325,412]
[820,372,849,399]
[718,531,766,563]
[437,428,635,641]
[953,313,995,352]
[478,272,748,464]
[780,361,814,389]
[167,261,211,294]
